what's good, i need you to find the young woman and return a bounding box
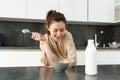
[31,10,76,67]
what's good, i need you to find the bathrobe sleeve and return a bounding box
[66,32,77,67]
[39,40,57,66]
[39,41,48,66]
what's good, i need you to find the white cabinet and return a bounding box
[0,0,114,22]
[115,0,120,21]
[0,49,120,67]
[0,49,43,67]
[88,0,114,22]
[27,0,87,21]
[27,0,59,19]
[0,0,26,18]
[59,0,87,21]
[115,0,120,4]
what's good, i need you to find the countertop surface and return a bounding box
[0,65,120,80]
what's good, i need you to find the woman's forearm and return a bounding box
[41,41,55,66]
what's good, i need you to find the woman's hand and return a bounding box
[31,32,46,41]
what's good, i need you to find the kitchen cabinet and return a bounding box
[0,49,120,67]
[116,0,120,3]
[0,0,26,18]
[27,0,114,22]
[88,0,114,22]
[27,0,59,19]
[115,0,120,22]
[0,49,43,67]
[0,0,114,22]
[59,0,87,21]
[27,0,87,21]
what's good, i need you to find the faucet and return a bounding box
[94,34,100,47]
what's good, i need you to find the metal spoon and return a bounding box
[22,29,32,34]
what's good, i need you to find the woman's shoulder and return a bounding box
[65,30,73,39]
[63,30,74,45]
[44,34,49,39]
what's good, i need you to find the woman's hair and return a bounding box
[45,10,67,35]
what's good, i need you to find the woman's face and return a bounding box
[48,21,66,42]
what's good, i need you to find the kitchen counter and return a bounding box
[0,65,120,80]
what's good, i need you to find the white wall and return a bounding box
[0,49,120,67]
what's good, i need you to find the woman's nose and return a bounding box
[57,31,62,37]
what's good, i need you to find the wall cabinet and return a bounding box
[0,0,26,18]
[59,0,87,21]
[116,0,120,3]
[27,0,59,19]
[0,0,115,22]
[115,0,120,22]
[88,0,114,22]
[59,0,114,22]
[27,0,87,21]
[22,0,115,22]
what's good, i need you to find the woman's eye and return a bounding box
[60,29,65,32]
[53,29,57,32]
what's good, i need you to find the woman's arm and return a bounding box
[40,41,56,66]
[66,32,77,67]
[31,32,56,66]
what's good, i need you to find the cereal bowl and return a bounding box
[52,61,69,72]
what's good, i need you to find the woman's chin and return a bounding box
[54,39,61,42]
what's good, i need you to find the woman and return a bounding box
[31,10,76,67]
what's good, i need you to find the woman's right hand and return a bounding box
[31,32,46,41]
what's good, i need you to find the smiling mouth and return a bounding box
[56,37,61,39]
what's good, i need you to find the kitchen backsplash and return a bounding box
[0,21,118,49]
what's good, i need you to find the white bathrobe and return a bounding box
[40,30,77,67]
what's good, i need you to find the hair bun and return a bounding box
[46,10,56,19]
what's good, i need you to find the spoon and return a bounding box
[22,28,44,37]
[22,29,32,34]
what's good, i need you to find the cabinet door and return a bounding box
[0,0,26,18]
[59,0,87,21]
[115,0,120,4]
[27,0,59,19]
[88,0,114,22]
[115,0,120,21]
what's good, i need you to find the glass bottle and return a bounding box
[85,39,97,75]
